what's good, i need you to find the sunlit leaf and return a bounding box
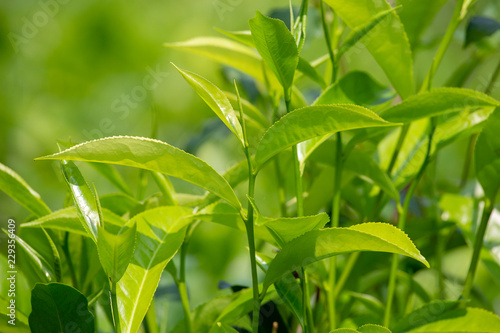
[249,11,299,97]
[262,223,428,292]
[60,159,101,243]
[37,136,241,209]
[379,88,499,123]
[173,64,245,145]
[255,105,398,170]
[117,206,193,333]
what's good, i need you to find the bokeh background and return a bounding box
[1,0,499,330]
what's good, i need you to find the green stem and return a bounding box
[320,0,337,84]
[327,133,343,330]
[274,159,288,217]
[292,145,304,217]
[420,0,465,92]
[111,281,121,333]
[462,199,495,300]
[179,231,193,333]
[371,124,410,220]
[62,232,78,289]
[246,171,260,333]
[384,126,435,326]
[333,252,359,298]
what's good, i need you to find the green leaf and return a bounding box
[210,322,239,333]
[330,329,360,333]
[475,107,500,202]
[397,0,448,49]
[324,0,414,99]
[262,223,428,292]
[20,207,123,236]
[358,324,391,333]
[2,229,55,282]
[224,91,269,129]
[379,88,499,123]
[29,283,94,333]
[37,136,241,209]
[97,219,137,283]
[0,162,51,217]
[394,302,500,332]
[173,64,245,145]
[297,57,327,88]
[249,11,299,97]
[275,273,304,326]
[465,16,500,47]
[117,206,193,333]
[150,171,177,206]
[215,28,254,47]
[0,312,30,333]
[337,7,398,60]
[60,159,101,243]
[255,105,398,170]
[88,162,133,196]
[99,193,140,216]
[314,71,395,107]
[164,37,279,90]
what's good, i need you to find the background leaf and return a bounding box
[0,162,50,218]
[324,0,414,99]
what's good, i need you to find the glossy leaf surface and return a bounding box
[262,223,428,292]
[37,136,241,209]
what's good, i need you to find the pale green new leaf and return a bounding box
[37,136,241,209]
[173,64,245,145]
[0,162,51,217]
[117,206,193,333]
[262,223,428,292]
[475,108,500,202]
[88,162,133,196]
[249,11,299,97]
[20,207,124,237]
[330,329,360,333]
[297,57,327,88]
[224,91,269,129]
[379,88,499,123]
[358,324,391,333]
[60,159,101,243]
[324,0,414,99]
[255,105,398,170]
[97,219,137,283]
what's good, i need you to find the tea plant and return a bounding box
[1,0,500,332]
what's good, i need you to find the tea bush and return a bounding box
[1,0,500,332]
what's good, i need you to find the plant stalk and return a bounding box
[384,125,435,326]
[111,281,121,333]
[320,0,337,84]
[462,199,495,300]
[179,232,193,333]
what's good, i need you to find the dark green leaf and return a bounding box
[29,283,94,333]
[465,16,500,47]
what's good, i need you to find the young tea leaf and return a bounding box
[37,136,241,209]
[60,159,101,243]
[262,223,428,292]
[379,87,499,123]
[255,105,399,170]
[29,283,94,333]
[249,11,299,99]
[173,64,245,145]
[116,206,193,333]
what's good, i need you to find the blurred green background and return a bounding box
[1,0,499,329]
